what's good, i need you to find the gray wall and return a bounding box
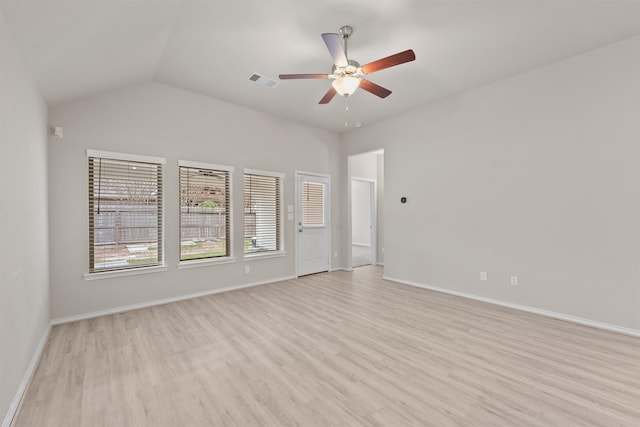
[342,36,640,331]
[0,10,50,424]
[48,81,343,320]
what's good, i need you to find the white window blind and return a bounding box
[88,155,163,273]
[179,163,232,261]
[302,182,325,226]
[244,172,282,253]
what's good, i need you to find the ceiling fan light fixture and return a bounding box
[332,75,361,96]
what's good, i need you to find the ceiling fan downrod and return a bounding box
[339,25,353,59]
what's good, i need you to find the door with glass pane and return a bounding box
[296,173,330,276]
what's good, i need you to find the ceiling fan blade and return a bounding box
[279,73,329,80]
[321,33,348,67]
[359,79,392,98]
[361,49,416,74]
[319,86,337,104]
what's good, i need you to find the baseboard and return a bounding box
[383,275,640,338]
[330,267,353,272]
[52,275,296,325]
[352,243,371,248]
[3,324,51,427]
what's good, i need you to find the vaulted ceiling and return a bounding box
[2,0,639,133]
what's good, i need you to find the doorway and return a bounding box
[348,150,384,269]
[296,172,331,276]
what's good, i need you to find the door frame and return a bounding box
[295,170,332,277]
[350,177,377,267]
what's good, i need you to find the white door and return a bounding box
[296,173,330,276]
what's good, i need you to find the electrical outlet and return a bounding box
[480,271,487,281]
[245,265,251,274]
[510,276,518,286]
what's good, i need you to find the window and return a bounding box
[244,170,283,254]
[88,150,165,273]
[179,161,232,261]
[302,182,325,226]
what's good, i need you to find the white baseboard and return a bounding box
[330,267,352,272]
[352,243,371,248]
[3,324,51,427]
[383,275,640,338]
[52,275,296,325]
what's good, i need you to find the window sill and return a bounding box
[178,257,236,270]
[243,251,287,261]
[84,265,168,281]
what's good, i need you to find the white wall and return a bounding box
[0,10,50,425]
[350,151,378,181]
[342,36,640,331]
[48,81,343,320]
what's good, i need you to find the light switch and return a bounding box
[287,205,294,212]
[287,213,294,221]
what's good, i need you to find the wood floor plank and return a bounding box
[12,266,640,426]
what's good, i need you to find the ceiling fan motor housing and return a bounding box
[331,59,361,79]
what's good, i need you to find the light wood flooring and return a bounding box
[13,266,640,426]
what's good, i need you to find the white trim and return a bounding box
[243,251,287,261]
[351,176,376,183]
[86,149,166,164]
[84,265,168,281]
[244,168,285,179]
[384,275,640,338]
[53,275,297,325]
[351,148,384,157]
[352,242,371,247]
[177,257,236,269]
[330,267,352,272]
[2,324,51,427]
[178,160,234,172]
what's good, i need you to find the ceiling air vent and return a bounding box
[247,73,279,89]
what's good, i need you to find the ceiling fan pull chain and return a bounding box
[344,97,350,127]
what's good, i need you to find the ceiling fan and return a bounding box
[279,26,416,104]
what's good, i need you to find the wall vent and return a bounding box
[247,73,279,89]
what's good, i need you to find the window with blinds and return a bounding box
[179,162,232,261]
[244,171,283,254]
[302,182,325,226]
[88,152,164,273]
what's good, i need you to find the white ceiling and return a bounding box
[2,0,639,133]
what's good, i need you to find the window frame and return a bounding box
[85,149,167,280]
[243,168,285,259]
[178,160,235,268]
